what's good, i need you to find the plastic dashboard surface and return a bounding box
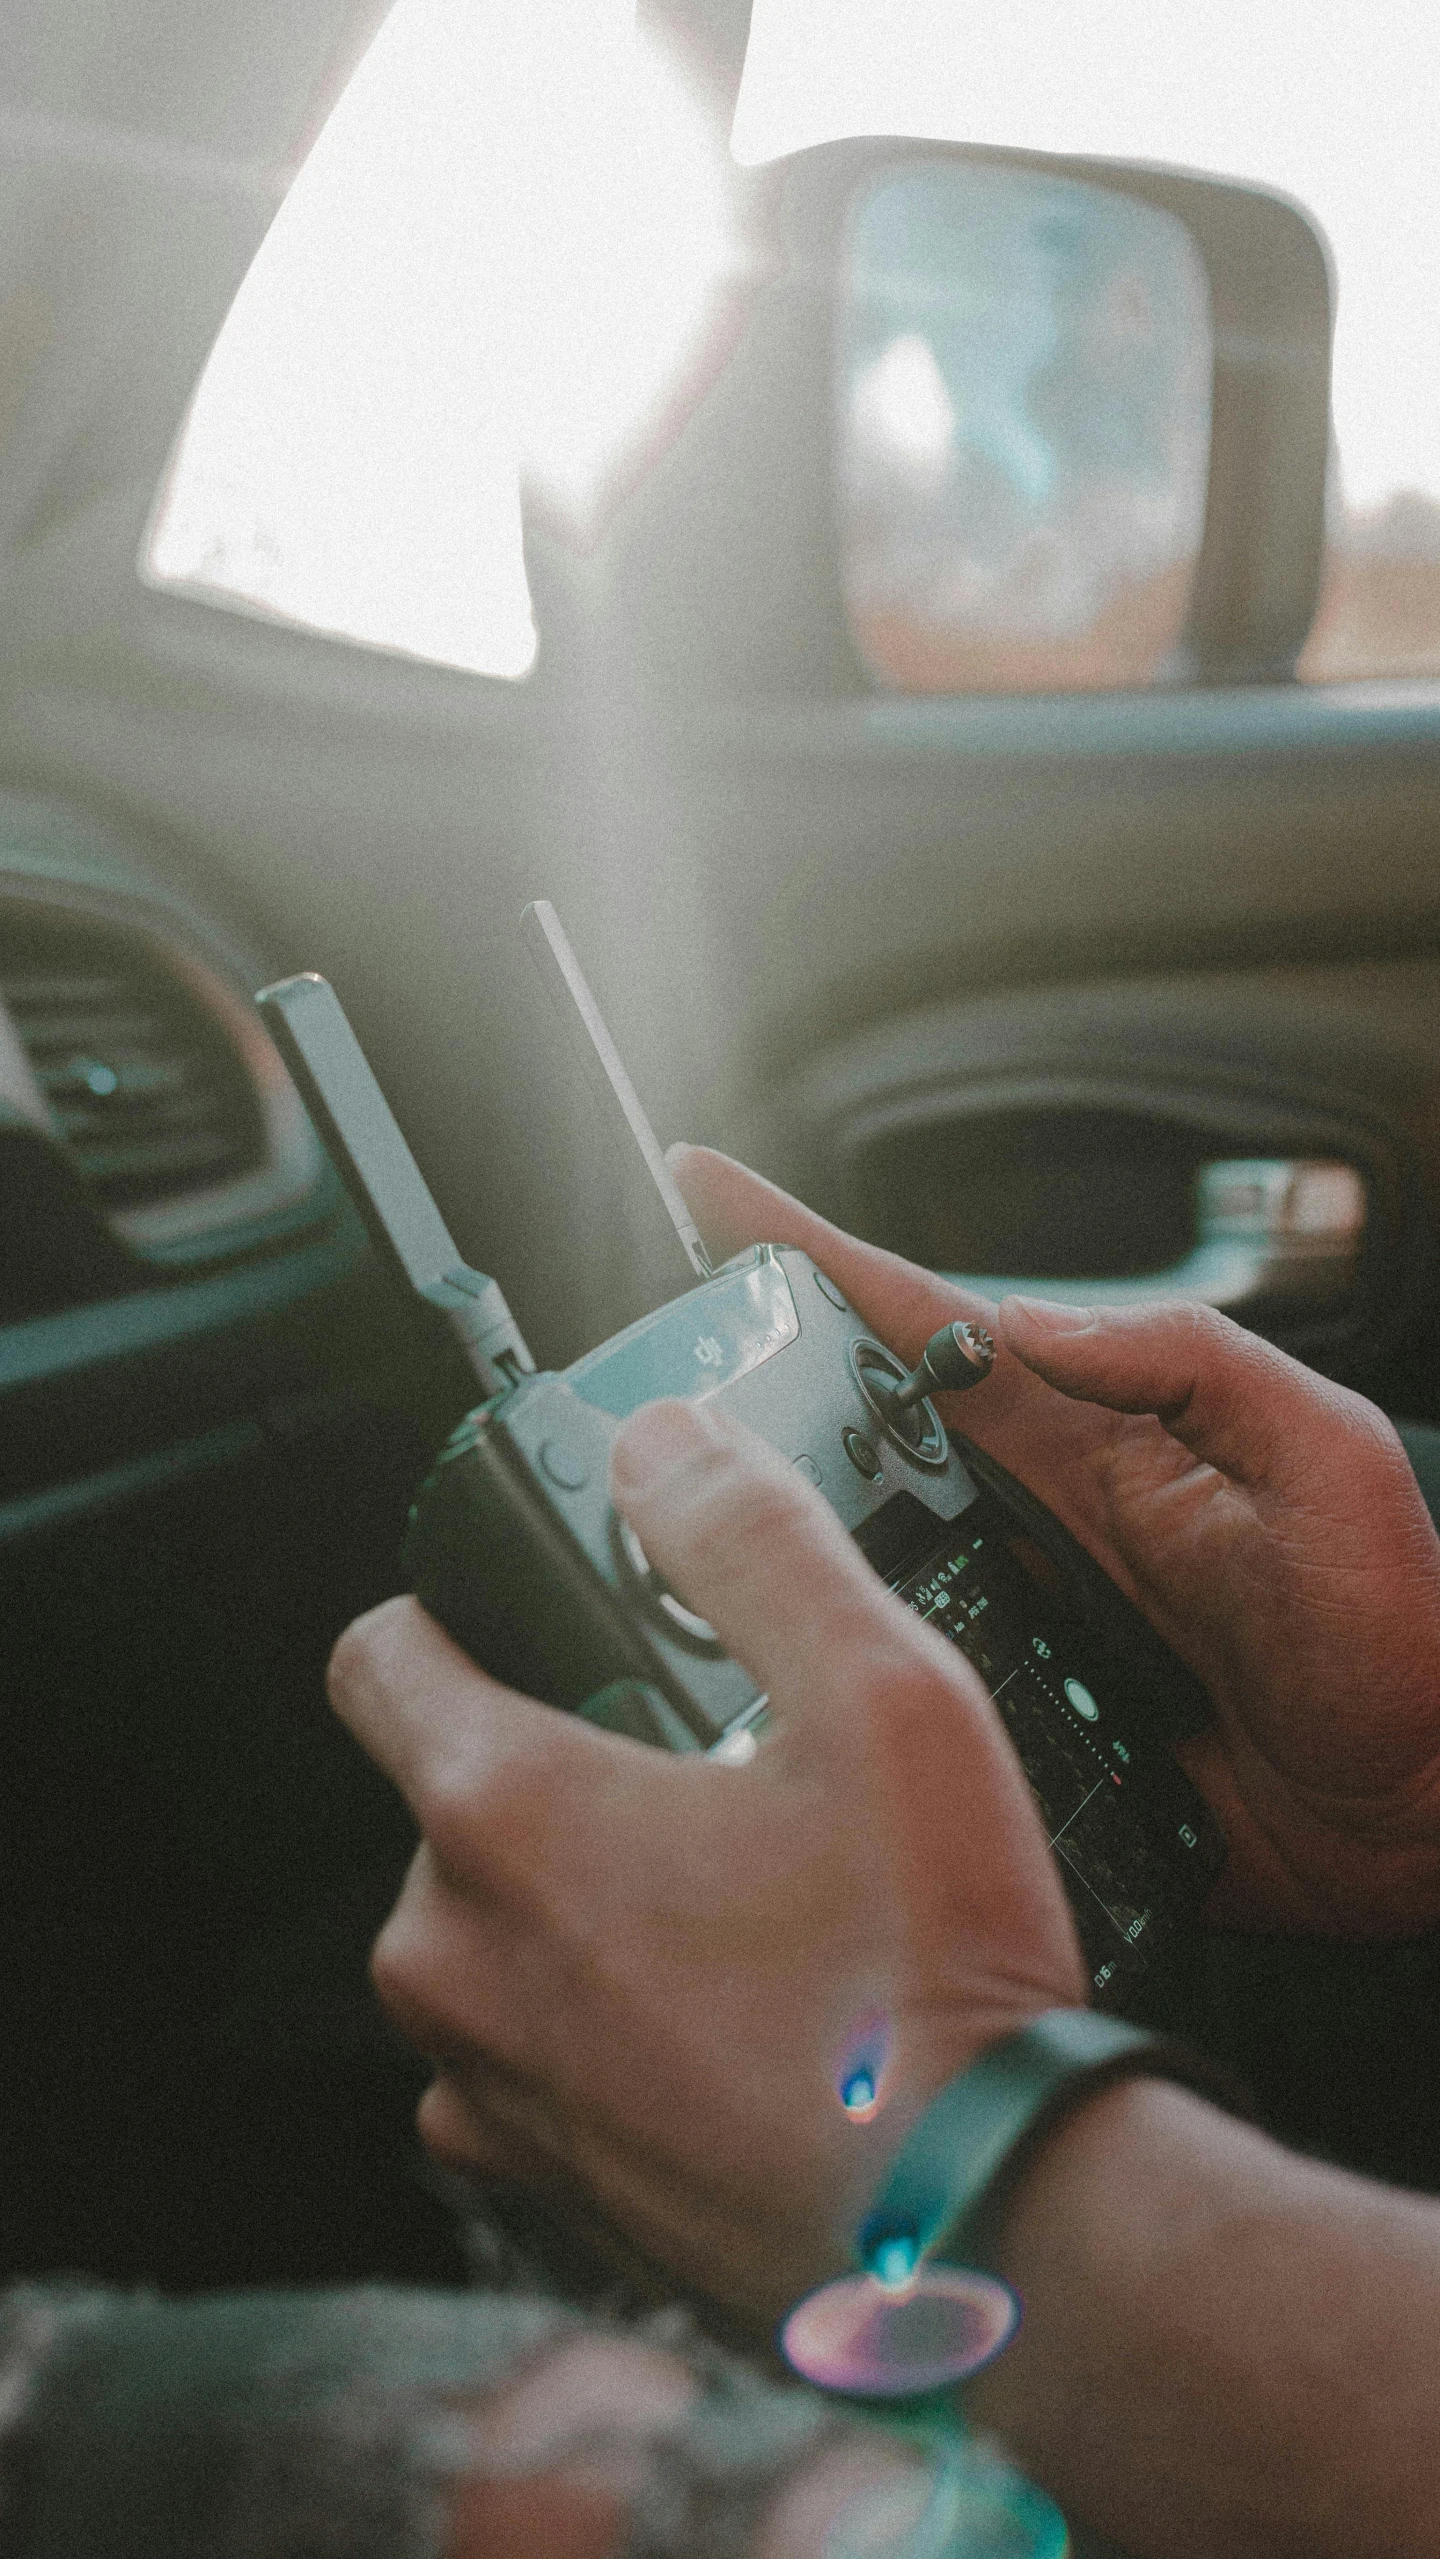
[0,793,372,1538]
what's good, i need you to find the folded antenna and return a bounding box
[257,972,535,1397]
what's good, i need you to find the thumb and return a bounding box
[609,1396,933,1747]
[996,1293,1345,1489]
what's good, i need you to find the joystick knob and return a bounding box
[888,1319,996,1410]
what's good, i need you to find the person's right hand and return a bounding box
[329,1397,1083,2330]
[670,1146,1440,1939]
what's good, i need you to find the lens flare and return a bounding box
[780,2263,1021,2396]
[826,2432,1069,2559]
[836,2014,892,2120]
[871,2235,921,2290]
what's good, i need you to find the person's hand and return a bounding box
[328,1398,1083,2329]
[669,1145,1440,1938]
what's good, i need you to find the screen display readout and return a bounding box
[889,1522,1195,1990]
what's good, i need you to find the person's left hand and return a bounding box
[666,1145,1440,1938]
[328,1397,1083,2330]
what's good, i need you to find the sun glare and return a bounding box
[144,0,737,678]
[853,335,956,481]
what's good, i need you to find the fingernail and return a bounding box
[1002,1295,1096,1332]
[611,1397,712,1489]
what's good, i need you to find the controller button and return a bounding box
[793,1454,823,1485]
[842,1428,884,1481]
[616,1515,723,1649]
[655,1588,721,1646]
[539,1437,589,1490]
[814,1270,849,1311]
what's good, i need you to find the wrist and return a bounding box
[970,2078,1440,2559]
[783,2012,1248,2420]
[958,2076,1283,2542]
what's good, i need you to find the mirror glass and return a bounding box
[836,163,1213,692]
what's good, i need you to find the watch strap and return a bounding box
[859,2008,1244,2284]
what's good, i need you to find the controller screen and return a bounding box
[885,1507,1213,2001]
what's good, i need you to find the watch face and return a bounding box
[779,2262,1020,2396]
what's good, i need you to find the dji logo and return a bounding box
[693,1335,725,1369]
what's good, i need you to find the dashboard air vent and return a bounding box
[1,916,266,1211]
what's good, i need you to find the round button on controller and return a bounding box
[842,1427,884,1482]
[539,1437,588,1491]
[615,1515,723,1650]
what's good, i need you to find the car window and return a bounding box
[737,0,1440,688]
[144,0,736,679]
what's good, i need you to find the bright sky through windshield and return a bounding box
[736,0,1440,518]
[146,0,735,677]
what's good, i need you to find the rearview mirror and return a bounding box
[836,163,1213,692]
[613,136,1332,703]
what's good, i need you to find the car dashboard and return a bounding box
[0,791,478,2293]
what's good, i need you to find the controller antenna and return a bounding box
[521,900,712,1289]
[257,972,535,1399]
[886,1319,996,1410]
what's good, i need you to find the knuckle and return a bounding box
[1339,1392,1417,1483]
[1263,1352,1400,1466]
[413,1751,493,1872]
[421,1744,555,1896]
[324,1594,411,1713]
[1181,1298,1233,1354]
[1152,1296,1231,1369]
[368,1858,486,2052]
[369,1900,438,2030]
[324,1614,371,1711]
[368,1912,414,2005]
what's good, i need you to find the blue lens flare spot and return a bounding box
[835,2014,891,2121]
[780,2263,1022,2397]
[871,2235,920,2290]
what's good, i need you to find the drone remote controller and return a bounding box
[258,913,1225,2008]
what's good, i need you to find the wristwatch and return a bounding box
[781,2008,1244,2402]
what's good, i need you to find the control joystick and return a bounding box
[850,1318,995,1468]
[886,1319,997,1410]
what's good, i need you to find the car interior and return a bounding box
[4,0,1440,2319]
